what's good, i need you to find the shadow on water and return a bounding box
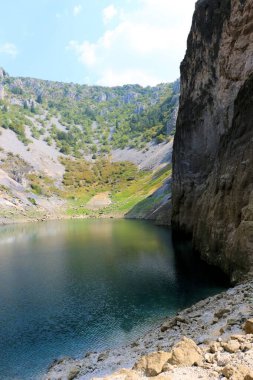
[171,233,230,309]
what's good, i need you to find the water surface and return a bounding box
[0,219,227,379]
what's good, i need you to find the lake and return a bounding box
[0,219,228,379]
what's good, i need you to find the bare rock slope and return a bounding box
[172,0,253,281]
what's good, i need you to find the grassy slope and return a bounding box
[65,164,172,219]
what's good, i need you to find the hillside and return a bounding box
[0,68,178,224]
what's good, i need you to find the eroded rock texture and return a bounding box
[172,0,253,281]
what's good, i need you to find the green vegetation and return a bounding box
[107,164,171,214]
[63,158,172,218]
[0,152,32,181]
[44,82,177,155]
[61,157,138,191]
[28,197,37,206]
[0,101,32,144]
[0,74,179,156]
[27,173,60,197]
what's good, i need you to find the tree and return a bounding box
[36,94,43,104]
[31,101,36,113]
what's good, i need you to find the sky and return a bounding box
[0,0,196,87]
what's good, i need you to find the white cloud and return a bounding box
[68,0,196,86]
[67,40,97,67]
[73,4,82,16]
[103,4,118,24]
[97,69,159,87]
[0,43,18,58]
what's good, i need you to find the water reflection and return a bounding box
[0,219,227,380]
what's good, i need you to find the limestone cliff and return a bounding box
[172,0,253,281]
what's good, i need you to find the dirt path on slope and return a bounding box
[86,192,112,210]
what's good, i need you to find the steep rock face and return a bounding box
[172,0,253,281]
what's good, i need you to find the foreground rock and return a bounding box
[168,337,202,367]
[44,278,253,379]
[92,333,253,380]
[172,0,253,281]
[133,351,172,376]
[131,337,202,377]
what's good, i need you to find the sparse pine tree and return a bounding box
[36,94,43,104]
[31,101,36,113]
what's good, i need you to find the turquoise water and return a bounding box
[0,219,227,379]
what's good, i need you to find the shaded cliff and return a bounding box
[172,0,253,281]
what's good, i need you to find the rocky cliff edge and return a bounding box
[172,0,253,282]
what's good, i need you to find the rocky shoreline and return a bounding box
[0,211,125,227]
[44,275,253,380]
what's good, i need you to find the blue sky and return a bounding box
[0,0,196,86]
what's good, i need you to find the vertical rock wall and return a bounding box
[172,0,253,281]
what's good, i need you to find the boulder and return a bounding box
[214,308,230,319]
[161,362,174,372]
[244,319,253,334]
[160,318,177,332]
[222,340,240,353]
[67,366,80,380]
[168,337,202,366]
[97,351,109,362]
[222,364,253,380]
[133,351,172,377]
[209,341,221,353]
[92,369,141,380]
[125,370,142,380]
